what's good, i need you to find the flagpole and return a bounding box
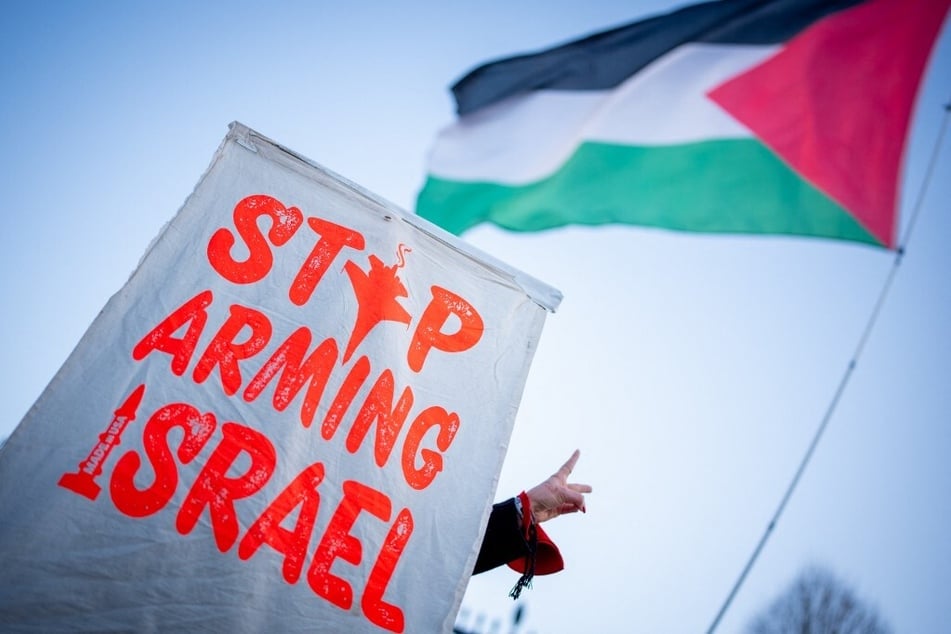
[705,99,951,634]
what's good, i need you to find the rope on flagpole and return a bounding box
[705,98,951,634]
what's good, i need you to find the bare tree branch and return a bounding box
[745,565,891,634]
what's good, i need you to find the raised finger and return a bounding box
[556,449,581,479]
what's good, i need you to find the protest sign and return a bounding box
[0,122,561,632]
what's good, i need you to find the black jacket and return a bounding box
[473,498,528,574]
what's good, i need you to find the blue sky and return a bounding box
[1,2,950,632]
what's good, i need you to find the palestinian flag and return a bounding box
[416,0,950,249]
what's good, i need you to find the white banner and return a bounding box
[0,122,561,633]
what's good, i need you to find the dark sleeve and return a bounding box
[472,498,529,574]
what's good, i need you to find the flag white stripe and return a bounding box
[428,43,779,184]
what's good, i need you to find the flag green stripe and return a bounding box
[417,138,881,246]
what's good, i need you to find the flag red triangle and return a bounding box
[708,0,950,248]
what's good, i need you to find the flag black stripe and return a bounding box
[452,0,866,116]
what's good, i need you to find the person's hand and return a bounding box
[525,449,592,523]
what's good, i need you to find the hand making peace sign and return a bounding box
[525,449,592,523]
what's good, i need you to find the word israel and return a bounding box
[62,385,414,632]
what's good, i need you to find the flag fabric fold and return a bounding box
[416,0,950,249]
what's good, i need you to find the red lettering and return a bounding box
[401,406,460,490]
[207,195,303,284]
[242,327,338,428]
[79,393,424,631]
[176,422,276,552]
[289,217,365,306]
[132,290,213,374]
[346,369,414,467]
[193,304,272,396]
[321,355,371,441]
[307,480,391,610]
[238,462,325,584]
[407,286,484,372]
[363,508,413,633]
[110,402,217,517]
